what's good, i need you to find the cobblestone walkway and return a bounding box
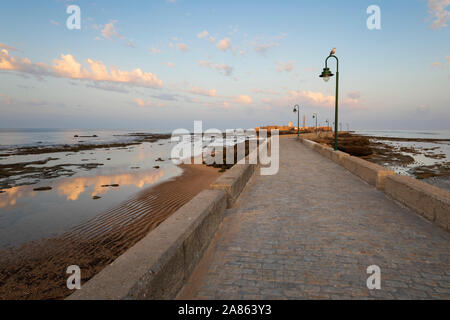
[179,137,450,300]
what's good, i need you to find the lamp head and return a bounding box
[319,67,334,82]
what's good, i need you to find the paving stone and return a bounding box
[181,137,450,300]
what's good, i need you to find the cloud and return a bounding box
[151,48,162,54]
[188,86,217,97]
[197,30,209,39]
[167,62,174,68]
[253,42,280,54]
[347,91,361,100]
[217,38,231,52]
[264,89,362,109]
[214,64,233,76]
[263,90,334,108]
[428,0,450,29]
[295,90,334,107]
[150,93,180,101]
[232,95,253,105]
[252,88,280,95]
[133,98,165,108]
[432,56,450,69]
[0,49,163,89]
[0,93,12,105]
[50,20,60,27]
[133,98,152,107]
[125,40,136,48]
[276,61,295,73]
[86,82,129,93]
[102,20,124,40]
[176,43,189,52]
[0,43,19,51]
[198,60,233,76]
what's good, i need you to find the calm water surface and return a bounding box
[0,130,180,248]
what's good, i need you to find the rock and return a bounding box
[154,166,160,169]
[33,186,52,192]
[92,196,101,200]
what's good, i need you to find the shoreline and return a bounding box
[0,133,171,158]
[0,163,221,300]
[309,132,449,191]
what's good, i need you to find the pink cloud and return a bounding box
[102,20,124,40]
[276,61,295,73]
[188,86,217,97]
[232,95,253,105]
[263,90,362,109]
[428,0,450,29]
[198,60,233,76]
[217,38,231,52]
[133,98,164,108]
[0,49,163,88]
[176,43,189,52]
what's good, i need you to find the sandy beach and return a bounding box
[0,163,221,300]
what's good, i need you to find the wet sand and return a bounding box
[0,164,221,300]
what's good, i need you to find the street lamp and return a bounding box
[293,105,300,138]
[325,119,330,130]
[312,113,318,133]
[320,49,339,150]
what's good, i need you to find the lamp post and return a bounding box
[312,113,318,133]
[326,119,330,130]
[320,49,339,151]
[293,105,300,138]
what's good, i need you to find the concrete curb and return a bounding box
[210,138,268,208]
[68,189,227,300]
[340,156,395,190]
[300,138,450,231]
[385,175,450,231]
[210,164,255,208]
[68,138,266,300]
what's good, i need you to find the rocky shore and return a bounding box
[309,132,449,189]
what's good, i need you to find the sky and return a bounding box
[0,0,449,131]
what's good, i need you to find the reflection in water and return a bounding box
[0,186,34,209]
[57,169,165,201]
[0,169,165,208]
[0,140,182,248]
